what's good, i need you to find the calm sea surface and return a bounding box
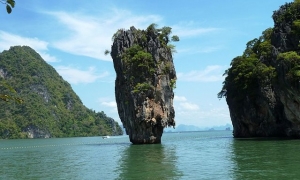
[1,131,300,179]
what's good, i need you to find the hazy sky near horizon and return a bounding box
[0,0,291,128]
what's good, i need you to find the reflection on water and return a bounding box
[4,131,285,179]
[0,146,74,179]
[117,144,182,180]
[0,137,130,179]
[4,131,300,179]
[230,138,300,179]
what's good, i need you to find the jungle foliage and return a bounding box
[118,24,179,94]
[218,28,276,99]
[277,51,300,87]
[0,46,123,138]
[219,0,300,99]
[1,0,14,14]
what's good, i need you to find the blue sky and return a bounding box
[0,0,291,129]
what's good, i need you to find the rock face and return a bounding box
[111,26,176,144]
[25,125,51,138]
[221,2,300,138]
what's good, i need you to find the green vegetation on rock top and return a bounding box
[116,24,179,94]
[121,23,179,93]
[218,29,276,99]
[219,0,300,100]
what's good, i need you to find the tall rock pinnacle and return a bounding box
[111,25,178,144]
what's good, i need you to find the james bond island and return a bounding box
[218,1,300,138]
[110,24,179,144]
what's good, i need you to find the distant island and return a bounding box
[164,123,233,133]
[0,46,123,139]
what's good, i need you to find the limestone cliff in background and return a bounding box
[111,25,178,144]
[219,2,300,138]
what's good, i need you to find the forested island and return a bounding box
[0,46,123,138]
[219,1,300,138]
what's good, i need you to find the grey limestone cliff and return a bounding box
[111,25,177,144]
[221,2,300,138]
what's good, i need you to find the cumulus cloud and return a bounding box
[175,106,230,127]
[0,31,58,62]
[55,66,109,84]
[47,9,162,61]
[45,10,221,61]
[39,52,59,62]
[174,96,230,127]
[98,98,119,118]
[177,65,225,82]
[174,95,200,111]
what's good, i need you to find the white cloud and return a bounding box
[0,31,48,50]
[174,103,230,127]
[195,46,223,54]
[177,65,225,82]
[179,102,200,111]
[55,66,109,84]
[101,101,117,108]
[173,95,230,127]
[0,31,58,62]
[47,9,162,61]
[174,27,218,38]
[174,95,187,102]
[39,52,59,62]
[177,46,222,54]
[46,10,221,61]
[174,95,199,110]
[98,98,119,122]
[172,21,219,38]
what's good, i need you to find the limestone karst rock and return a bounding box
[219,2,300,138]
[111,25,177,144]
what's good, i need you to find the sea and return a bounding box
[1,130,300,180]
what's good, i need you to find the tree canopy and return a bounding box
[0,46,123,138]
[219,0,300,99]
[115,24,179,94]
[1,0,15,14]
[218,28,276,99]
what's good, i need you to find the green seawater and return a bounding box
[1,131,300,179]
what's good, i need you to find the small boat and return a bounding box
[102,136,110,139]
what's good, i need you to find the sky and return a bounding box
[0,0,292,129]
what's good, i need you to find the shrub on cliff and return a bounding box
[1,0,15,14]
[109,24,179,95]
[277,51,300,88]
[218,28,276,99]
[111,24,178,143]
[219,0,300,99]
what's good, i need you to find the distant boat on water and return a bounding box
[102,136,110,139]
